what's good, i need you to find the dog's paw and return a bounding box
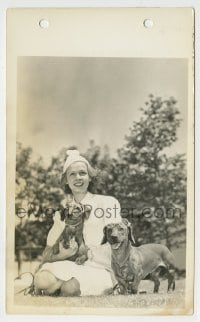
[113,284,125,295]
[113,288,121,295]
[75,255,87,265]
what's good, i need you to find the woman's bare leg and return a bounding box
[34,270,63,295]
[34,270,81,296]
[60,278,81,296]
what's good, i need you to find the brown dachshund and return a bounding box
[101,219,176,294]
[41,202,91,266]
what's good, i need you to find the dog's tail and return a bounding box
[165,249,176,268]
[163,249,176,292]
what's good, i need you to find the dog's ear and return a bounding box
[60,206,69,221]
[122,218,136,245]
[101,226,107,244]
[128,225,136,245]
[83,205,92,220]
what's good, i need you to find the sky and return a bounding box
[17,57,188,164]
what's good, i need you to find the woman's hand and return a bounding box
[56,238,78,260]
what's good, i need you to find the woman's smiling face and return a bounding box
[66,162,91,194]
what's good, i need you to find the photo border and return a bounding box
[1,0,199,321]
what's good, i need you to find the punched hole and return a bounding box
[39,19,50,29]
[143,19,154,29]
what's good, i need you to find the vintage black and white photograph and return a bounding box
[6,8,194,315]
[13,56,189,308]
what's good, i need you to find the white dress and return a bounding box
[40,192,122,296]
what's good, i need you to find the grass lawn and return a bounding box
[14,279,185,311]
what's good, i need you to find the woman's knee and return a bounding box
[60,278,81,297]
[34,270,62,295]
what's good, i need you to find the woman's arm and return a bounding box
[46,211,65,246]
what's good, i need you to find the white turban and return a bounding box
[62,150,90,176]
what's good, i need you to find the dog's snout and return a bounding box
[110,231,120,244]
[110,237,119,244]
[111,228,118,237]
[63,241,70,249]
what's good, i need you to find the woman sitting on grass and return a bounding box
[34,149,122,296]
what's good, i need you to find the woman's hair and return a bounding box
[61,161,99,194]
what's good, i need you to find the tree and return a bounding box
[113,95,186,249]
[83,140,115,195]
[15,143,64,259]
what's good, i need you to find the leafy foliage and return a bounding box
[112,96,186,248]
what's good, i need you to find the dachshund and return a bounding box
[101,219,176,295]
[41,202,91,266]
